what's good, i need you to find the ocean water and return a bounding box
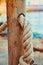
[0,12,43,38]
[26,12,43,34]
[26,12,43,38]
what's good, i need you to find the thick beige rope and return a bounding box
[18,15,34,65]
[0,22,7,32]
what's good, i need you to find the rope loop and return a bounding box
[17,13,25,28]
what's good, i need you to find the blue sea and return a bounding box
[0,12,43,38]
[26,12,43,38]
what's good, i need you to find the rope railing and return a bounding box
[0,22,7,32]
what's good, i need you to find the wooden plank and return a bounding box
[6,0,25,65]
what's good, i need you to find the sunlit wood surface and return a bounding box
[6,0,25,65]
[0,3,6,14]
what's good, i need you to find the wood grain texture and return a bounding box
[6,0,25,65]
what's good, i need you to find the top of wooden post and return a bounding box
[6,0,26,19]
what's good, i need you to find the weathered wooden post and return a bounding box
[6,0,25,65]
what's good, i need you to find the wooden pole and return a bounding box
[6,0,25,65]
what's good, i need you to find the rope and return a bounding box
[0,22,7,32]
[17,14,34,65]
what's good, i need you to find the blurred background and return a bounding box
[26,0,43,38]
[0,0,43,65]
